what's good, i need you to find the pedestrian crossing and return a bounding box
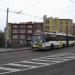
[0,53,75,74]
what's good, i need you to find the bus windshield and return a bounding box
[31,35,44,44]
[45,34,57,42]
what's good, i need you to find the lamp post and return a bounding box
[5,8,9,48]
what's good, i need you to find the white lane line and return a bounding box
[0,67,34,75]
[40,57,55,60]
[58,56,75,59]
[0,53,74,67]
[31,59,50,62]
[45,55,67,58]
[31,57,72,63]
[42,54,75,59]
[0,71,16,75]
[36,57,73,62]
[45,53,72,58]
[0,54,75,74]
[0,67,20,72]
[21,61,49,65]
[49,60,64,63]
[41,57,71,60]
[8,63,38,68]
[67,56,75,58]
[50,58,71,62]
[31,59,63,63]
[38,58,65,63]
[0,63,53,74]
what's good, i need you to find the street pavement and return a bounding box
[0,46,75,75]
[0,52,75,75]
[9,59,75,75]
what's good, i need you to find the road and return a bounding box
[0,46,75,75]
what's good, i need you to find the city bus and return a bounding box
[31,32,75,50]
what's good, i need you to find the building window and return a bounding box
[12,29,18,33]
[19,41,23,44]
[45,26,50,30]
[46,20,49,24]
[20,29,26,33]
[27,26,32,28]
[20,25,25,28]
[66,21,68,24]
[13,25,18,28]
[27,36,31,40]
[12,34,18,39]
[37,24,40,28]
[20,35,25,39]
[35,30,41,33]
[27,30,32,33]
[60,21,63,24]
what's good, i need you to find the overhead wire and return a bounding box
[0,8,42,20]
[0,0,43,20]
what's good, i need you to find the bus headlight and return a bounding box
[42,43,45,48]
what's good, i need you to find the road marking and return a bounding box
[41,57,71,60]
[45,54,69,58]
[0,53,75,74]
[0,67,20,74]
[0,67,20,71]
[8,63,38,68]
[31,59,51,62]
[21,61,49,65]
[32,58,66,63]
[31,59,65,63]
[0,72,14,75]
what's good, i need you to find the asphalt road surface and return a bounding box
[0,46,75,75]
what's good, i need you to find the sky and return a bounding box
[0,0,75,31]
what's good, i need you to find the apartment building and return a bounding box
[6,22,43,47]
[72,23,75,36]
[34,22,43,35]
[43,15,73,35]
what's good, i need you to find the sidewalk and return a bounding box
[0,47,31,53]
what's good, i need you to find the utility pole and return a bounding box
[66,24,68,47]
[5,8,9,48]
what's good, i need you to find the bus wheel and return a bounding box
[50,44,54,49]
[62,43,65,48]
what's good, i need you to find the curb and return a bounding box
[0,48,31,53]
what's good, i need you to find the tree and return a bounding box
[0,31,4,48]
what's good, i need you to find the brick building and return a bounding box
[6,22,43,47]
[34,22,43,34]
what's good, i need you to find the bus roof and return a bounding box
[56,32,73,36]
[43,32,55,35]
[56,33,66,36]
